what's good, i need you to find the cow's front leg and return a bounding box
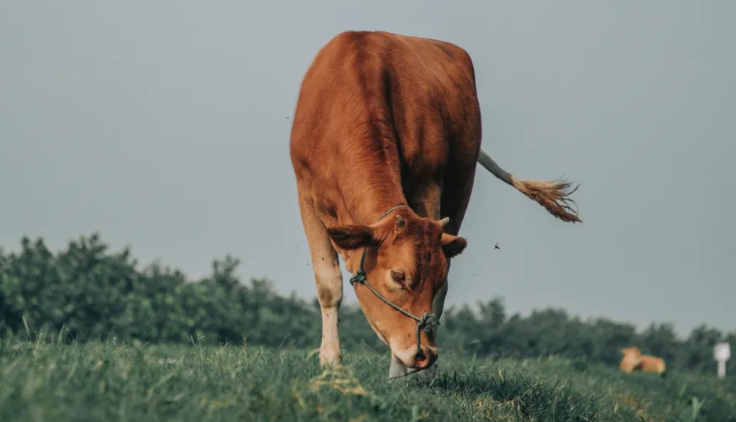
[313,254,343,366]
[298,196,344,366]
[389,353,408,378]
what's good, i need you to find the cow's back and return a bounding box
[290,31,481,202]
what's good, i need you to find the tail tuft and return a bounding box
[511,177,582,223]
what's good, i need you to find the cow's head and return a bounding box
[327,207,467,370]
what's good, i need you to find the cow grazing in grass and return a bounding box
[620,347,666,374]
[289,30,581,381]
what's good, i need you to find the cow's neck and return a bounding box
[334,167,408,275]
[338,135,411,225]
[348,192,408,225]
[342,171,409,225]
[337,139,408,274]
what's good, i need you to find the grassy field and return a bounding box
[0,338,734,422]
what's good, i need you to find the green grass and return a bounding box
[0,338,734,422]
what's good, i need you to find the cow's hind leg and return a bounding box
[297,194,343,366]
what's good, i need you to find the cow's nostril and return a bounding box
[415,349,427,364]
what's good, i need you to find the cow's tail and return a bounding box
[477,149,582,223]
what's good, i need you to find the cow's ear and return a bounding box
[328,224,376,250]
[440,233,467,258]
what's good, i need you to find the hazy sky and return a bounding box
[1,1,734,338]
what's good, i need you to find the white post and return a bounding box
[713,342,730,379]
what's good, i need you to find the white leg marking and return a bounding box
[314,258,343,366]
[319,305,341,365]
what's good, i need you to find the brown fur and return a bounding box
[620,347,666,374]
[289,30,581,370]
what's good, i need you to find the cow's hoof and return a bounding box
[319,347,341,367]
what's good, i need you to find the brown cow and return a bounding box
[289,30,581,381]
[620,347,666,374]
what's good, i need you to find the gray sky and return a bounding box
[1,1,734,338]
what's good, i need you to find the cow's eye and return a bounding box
[390,269,405,283]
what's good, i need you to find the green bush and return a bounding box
[1,233,733,376]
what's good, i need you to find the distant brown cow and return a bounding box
[620,347,666,374]
[289,30,581,381]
